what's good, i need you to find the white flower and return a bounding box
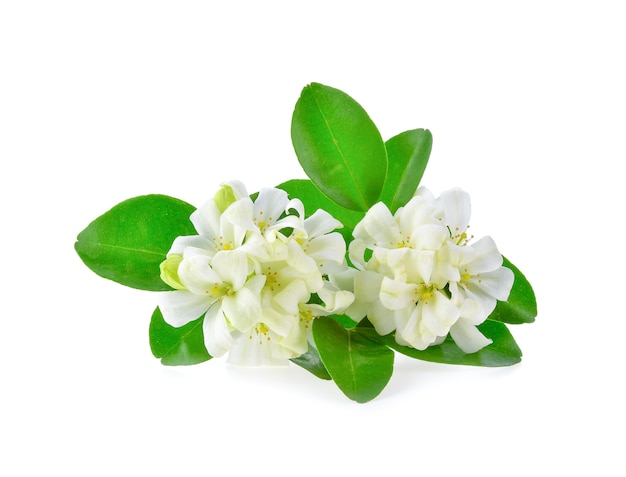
[158,181,352,366]
[347,187,513,354]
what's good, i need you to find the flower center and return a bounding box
[414,284,437,305]
[209,282,232,300]
[449,226,473,246]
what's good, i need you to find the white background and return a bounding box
[2,1,624,475]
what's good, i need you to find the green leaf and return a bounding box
[291,82,387,212]
[276,178,364,245]
[489,256,537,324]
[312,316,394,403]
[75,194,196,291]
[368,320,522,367]
[379,129,433,213]
[290,345,331,380]
[149,307,211,366]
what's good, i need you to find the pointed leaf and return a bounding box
[366,320,522,367]
[291,82,387,212]
[75,195,196,291]
[290,345,331,380]
[379,129,433,212]
[489,256,537,324]
[149,307,211,366]
[312,316,394,403]
[277,178,364,244]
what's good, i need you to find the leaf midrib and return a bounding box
[311,91,369,211]
[77,239,165,257]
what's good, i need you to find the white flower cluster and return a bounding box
[158,181,353,366]
[346,187,514,354]
[159,182,514,366]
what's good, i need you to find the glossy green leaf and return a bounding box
[368,320,521,367]
[290,345,331,380]
[379,129,433,213]
[75,194,196,291]
[291,82,387,212]
[312,316,394,403]
[489,256,537,324]
[149,307,211,366]
[277,178,364,245]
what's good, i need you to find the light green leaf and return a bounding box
[489,256,537,324]
[149,307,211,366]
[75,195,196,291]
[291,82,387,212]
[290,345,332,380]
[367,320,522,367]
[276,178,364,245]
[312,316,394,403]
[379,129,433,213]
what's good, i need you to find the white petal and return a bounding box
[367,301,399,336]
[414,186,435,202]
[273,279,311,315]
[275,319,309,357]
[353,270,384,304]
[286,198,305,219]
[396,195,438,235]
[190,199,221,238]
[211,250,249,291]
[397,305,434,350]
[222,179,249,200]
[177,254,221,294]
[466,236,503,273]
[227,332,290,366]
[203,303,240,357]
[304,209,343,237]
[436,188,471,233]
[222,285,263,331]
[348,238,368,270]
[222,197,257,232]
[167,235,214,256]
[254,187,289,226]
[304,233,346,266]
[317,284,355,314]
[449,319,492,354]
[420,291,460,336]
[380,277,417,310]
[158,291,209,327]
[409,223,449,251]
[353,202,400,247]
[468,266,514,302]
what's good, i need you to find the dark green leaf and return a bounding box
[312,316,394,403]
[291,82,387,212]
[149,307,211,366]
[75,194,196,291]
[276,178,364,245]
[489,256,537,324]
[379,129,433,213]
[366,320,521,367]
[290,345,331,380]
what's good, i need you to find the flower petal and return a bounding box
[380,276,417,310]
[449,318,492,354]
[203,302,240,357]
[227,331,290,366]
[222,285,263,331]
[211,250,249,291]
[420,291,460,336]
[158,291,209,327]
[435,188,471,234]
[465,236,503,273]
[353,202,400,248]
[304,209,343,237]
[190,199,221,238]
